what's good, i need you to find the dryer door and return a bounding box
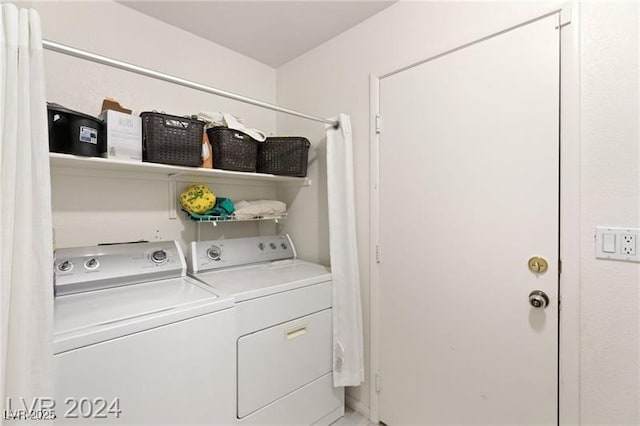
[237,308,332,418]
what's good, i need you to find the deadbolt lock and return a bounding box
[528,256,548,274]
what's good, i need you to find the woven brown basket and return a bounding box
[141,112,204,167]
[206,127,258,172]
[257,137,310,177]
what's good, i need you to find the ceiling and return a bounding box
[119,1,395,67]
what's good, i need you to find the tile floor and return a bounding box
[331,407,378,426]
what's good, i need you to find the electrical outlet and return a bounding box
[621,233,636,256]
[595,226,640,262]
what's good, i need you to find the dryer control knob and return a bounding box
[207,246,222,261]
[151,250,168,264]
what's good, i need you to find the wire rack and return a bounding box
[192,213,288,225]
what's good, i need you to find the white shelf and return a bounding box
[49,153,311,185]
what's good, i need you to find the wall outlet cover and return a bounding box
[595,226,640,262]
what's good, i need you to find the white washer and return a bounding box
[187,235,344,426]
[53,241,235,425]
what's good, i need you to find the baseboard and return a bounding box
[345,395,370,418]
[313,406,345,426]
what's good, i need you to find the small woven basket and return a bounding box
[141,112,204,167]
[206,127,258,172]
[257,137,310,177]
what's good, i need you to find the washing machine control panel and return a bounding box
[54,241,187,296]
[188,235,295,273]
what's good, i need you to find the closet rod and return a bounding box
[42,40,339,129]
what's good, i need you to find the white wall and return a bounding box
[579,2,639,424]
[29,1,279,248]
[277,1,640,423]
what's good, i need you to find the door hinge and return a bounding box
[558,259,562,274]
[375,371,381,392]
[375,114,382,134]
[376,244,382,263]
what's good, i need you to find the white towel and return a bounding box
[233,200,286,219]
[326,114,364,387]
[198,111,267,142]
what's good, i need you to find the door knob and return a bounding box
[529,290,549,309]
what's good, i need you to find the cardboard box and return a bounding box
[101,97,132,114]
[99,109,142,162]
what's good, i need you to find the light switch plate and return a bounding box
[595,226,640,262]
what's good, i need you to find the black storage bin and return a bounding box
[140,112,204,167]
[206,127,258,172]
[257,137,310,177]
[47,103,104,157]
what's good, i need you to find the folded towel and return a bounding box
[186,197,235,221]
[197,111,267,142]
[233,200,286,219]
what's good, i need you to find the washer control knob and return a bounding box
[151,250,168,264]
[257,242,265,251]
[207,246,222,261]
[57,260,73,272]
[269,243,276,250]
[281,243,288,250]
[84,258,99,270]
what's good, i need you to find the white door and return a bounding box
[377,14,559,425]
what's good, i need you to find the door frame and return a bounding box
[368,5,580,424]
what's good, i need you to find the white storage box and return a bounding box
[100,110,142,162]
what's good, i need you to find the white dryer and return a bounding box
[53,241,235,425]
[187,235,344,426]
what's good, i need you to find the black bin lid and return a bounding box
[47,102,103,123]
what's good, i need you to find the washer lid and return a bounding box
[190,259,331,302]
[54,276,233,354]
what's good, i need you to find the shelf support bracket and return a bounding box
[168,173,185,220]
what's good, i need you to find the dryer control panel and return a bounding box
[188,235,295,273]
[54,241,186,296]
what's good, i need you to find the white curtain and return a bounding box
[326,114,364,387]
[0,4,53,422]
